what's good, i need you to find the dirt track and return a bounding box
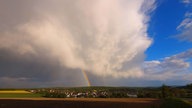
[0,98,160,108]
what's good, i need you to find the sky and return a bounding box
[0,0,192,88]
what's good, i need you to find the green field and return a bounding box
[0,90,43,98]
[183,99,192,106]
[159,98,192,108]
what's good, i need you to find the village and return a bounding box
[28,84,192,99]
[29,87,138,98]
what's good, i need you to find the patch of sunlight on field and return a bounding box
[0,90,30,94]
[0,93,43,98]
[0,90,43,98]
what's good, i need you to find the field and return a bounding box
[0,98,160,108]
[0,90,42,98]
[0,98,191,108]
[183,98,192,106]
[0,90,30,93]
[0,89,191,108]
[159,98,192,108]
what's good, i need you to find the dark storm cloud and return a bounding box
[0,49,87,87]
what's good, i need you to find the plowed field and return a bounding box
[0,98,160,108]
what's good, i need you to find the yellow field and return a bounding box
[0,90,42,98]
[0,90,30,94]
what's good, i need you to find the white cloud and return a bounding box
[177,0,192,42]
[143,49,192,81]
[0,0,155,79]
[185,12,192,17]
[177,18,192,30]
[176,11,192,41]
[182,0,192,4]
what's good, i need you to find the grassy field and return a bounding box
[0,90,43,98]
[183,98,192,106]
[159,98,192,108]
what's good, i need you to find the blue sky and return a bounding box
[147,0,192,60]
[137,0,192,86]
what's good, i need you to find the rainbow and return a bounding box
[81,69,91,86]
